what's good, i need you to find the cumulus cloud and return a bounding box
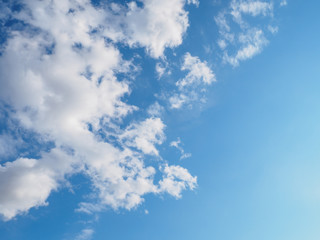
[104,0,198,58]
[0,149,75,221]
[121,118,165,156]
[0,0,197,220]
[124,0,190,58]
[170,53,215,109]
[159,164,197,198]
[177,53,216,87]
[0,0,285,224]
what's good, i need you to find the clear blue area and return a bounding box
[1,0,320,239]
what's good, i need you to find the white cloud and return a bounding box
[280,0,287,7]
[215,11,231,33]
[147,102,165,117]
[159,164,197,198]
[76,202,105,215]
[75,228,94,240]
[104,0,198,58]
[268,25,279,34]
[0,0,197,220]
[177,53,216,88]
[0,148,75,221]
[170,53,215,109]
[169,94,188,109]
[215,0,275,67]
[121,118,165,156]
[155,61,171,79]
[224,29,268,66]
[156,62,166,79]
[217,39,227,49]
[187,0,200,7]
[231,0,273,22]
[170,138,192,160]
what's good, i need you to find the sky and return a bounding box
[0,0,320,239]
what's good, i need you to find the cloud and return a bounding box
[231,0,273,25]
[177,53,216,87]
[75,228,94,240]
[0,134,20,159]
[268,25,279,34]
[170,53,215,109]
[104,0,198,58]
[170,138,192,160]
[0,0,197,220]
[187,0,200,7]
[159,164,197,198]
[121,118,165,156]
[0,0,283,222]
[155,61,171,79]
[223,28,268,66]
[156,62,166,79]
[147,102,165,117]
[169,94,189,109]
[124,0,191,58]
[215,0,275,67]
[0,149,75,221]
[280,0,288,7]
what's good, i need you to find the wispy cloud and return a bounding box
[223,28,268,66]
[75,228,94,240]
[170,138,192,160]
[170,53,215,109]
[215,0,276,67]
[280,0,288,7]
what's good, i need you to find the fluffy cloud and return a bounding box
[159,164,197,198]
[177,53,216,88]
[0,148,75,220]
[103,0,198,58]
[123,0,192,58]
[121,118,165,156]
[0,0,197,220]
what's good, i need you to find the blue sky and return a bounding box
[1,0,320,239]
